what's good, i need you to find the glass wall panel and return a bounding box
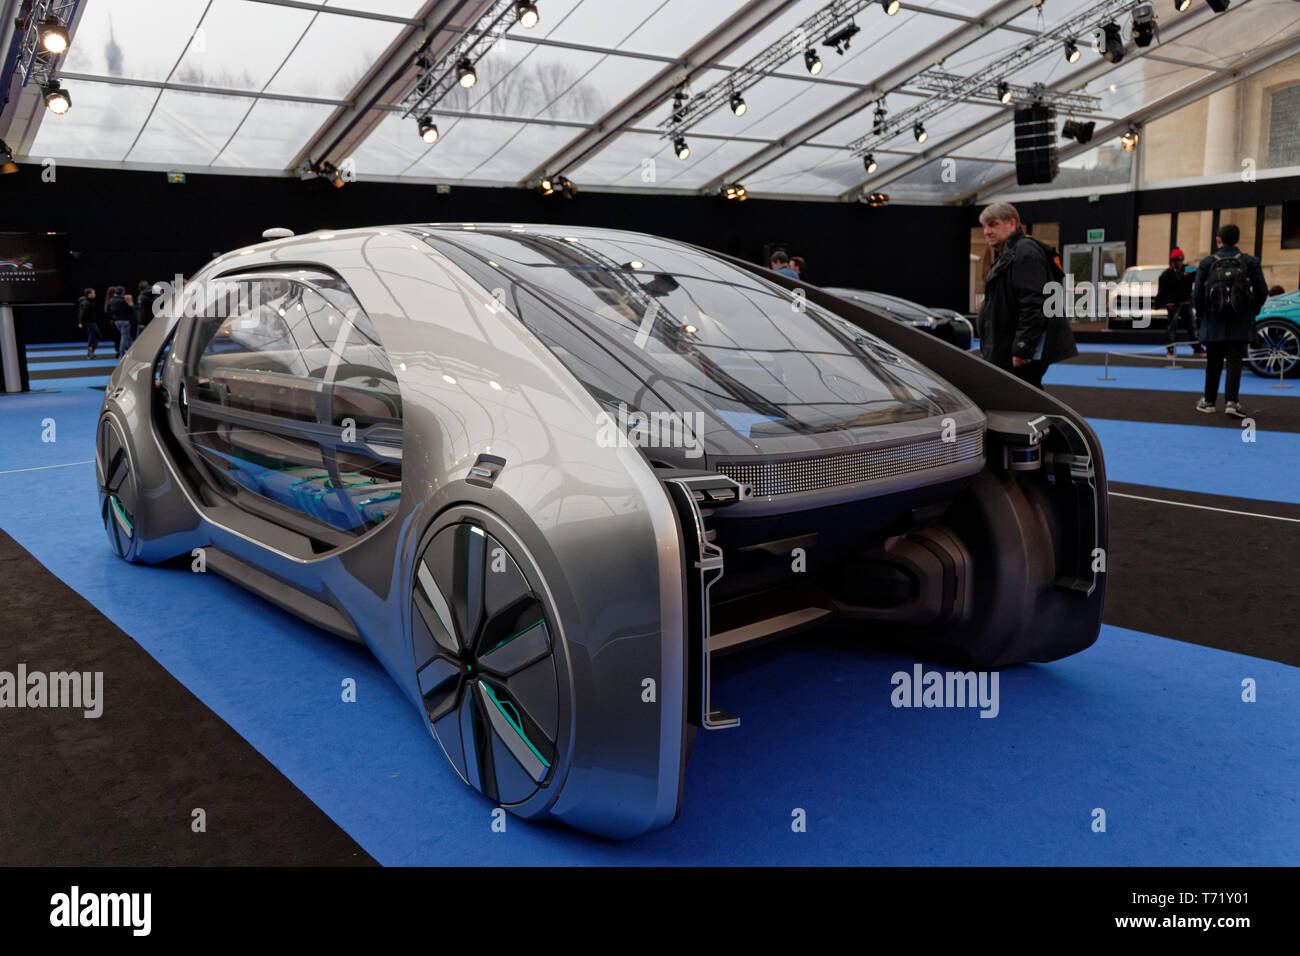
[1137,213,1173,267]
[1261,205,1300,291]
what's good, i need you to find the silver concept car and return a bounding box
[97,224,1107,838]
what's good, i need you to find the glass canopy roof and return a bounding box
[19,0,1300,201]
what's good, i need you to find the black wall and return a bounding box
[0,164,972,342]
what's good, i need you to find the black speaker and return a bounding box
[1014,105,1058,186]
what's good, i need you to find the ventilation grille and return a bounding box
[717,428,983,497]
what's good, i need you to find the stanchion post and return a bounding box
[1098,351,1116,381]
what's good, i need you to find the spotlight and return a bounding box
[515,1,540,28]
[537,178,555,196]
[863,153,878,174]
[730,92,747,116]
[1,139,17,175]
[1064,39,1081,63]
[37,17,69,55]
[316,161,345,188]
[865,191,889,206]
[42,80,70,114]
[418,116,439,144]
[913,122,927,144]
[998,81,1012,104]
[1173,0,1190,9]
[1061,119,1095,144]
[1120,127,1140,151]
[457,58,477,89]
[824,22,860,55]
[804,48,823,76]
[674,136,690,160]
[1205,0,1230,11]
[880,0,901,14]
[557,175,577,199]
[1132,4,1155,47]
[1100,22,1124,63]
[722,183,747,201]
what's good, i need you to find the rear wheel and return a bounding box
[410,513,564,808]
[96,415,143,562]
[1247,319,1300,377]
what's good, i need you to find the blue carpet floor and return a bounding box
[1,366,1297,865]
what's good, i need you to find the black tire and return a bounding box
[409,509,568,811]
[1247,319,1300,378]
[96,414,145,563]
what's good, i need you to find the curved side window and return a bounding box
[181,274,402,538]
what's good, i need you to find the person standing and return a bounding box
[790,255,807,282]
[975,202,1078,388]
[1156,248,1202,357]
[135,280,156,331]
[76,287,99,359]
[1193,224,1268,418]
[770,251,799,279]
[108,285,135,358]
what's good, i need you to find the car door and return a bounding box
[166,269,403,547]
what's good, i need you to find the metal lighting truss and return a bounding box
[909,70,1101,112]
[397,0,523,121]
[13,0,81,88]
[659,0,877,142]
[848,0,1149,158]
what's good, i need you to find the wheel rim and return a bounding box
[1249,322,1300,375]
[411,521,559,805]
[97,417,138,558]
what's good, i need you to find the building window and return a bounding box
[1268,85,1300,169]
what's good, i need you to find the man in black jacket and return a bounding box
[1156,248,1202,357]
[976,202,1078,388]
[1193,223,1268,418]
[75,288,99,359]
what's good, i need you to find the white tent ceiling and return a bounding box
[6,0,1300,202]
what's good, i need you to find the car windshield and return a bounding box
[428,229,970,435]
[1121,268,1163,284]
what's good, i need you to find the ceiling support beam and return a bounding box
[836,0,1231,201]
[963,31,1300,202]
[519,0,802,186]
[288,0,490,174]
[700,0,1035,195]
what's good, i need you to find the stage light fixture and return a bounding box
[863,153,878,174]
[1205,0,1230,11]
[1100,22,1124,62]
[913,122,927,144]
[1132,4,1155,47]
[557,175,577,199]
[804,48,823,75]
[998,81,1013,104]
[515,1,540,28]
[865,191,889,206]
[43,80,70,114]
[1173,0,1190,10]
[1061,119,1095,144]
[674,136,690,160]
[1120,127,1139,151]
[0,139,17,175]
[824,22,860,55]
[418,116,439,144]
[537,177,555,196]
[881,0,901,15]
[1064,39,1081,63]
[730,92,747,116]
[457,58,477,89]
[37,17,69,54]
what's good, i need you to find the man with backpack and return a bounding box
[1193,223,1268,418]
[976,202,1078,388]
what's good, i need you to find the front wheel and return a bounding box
[96,414,144,562]
[1247,319,1300,377]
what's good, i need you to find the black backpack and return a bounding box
[1203,253,1254,318]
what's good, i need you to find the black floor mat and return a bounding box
[0,529,376,865]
